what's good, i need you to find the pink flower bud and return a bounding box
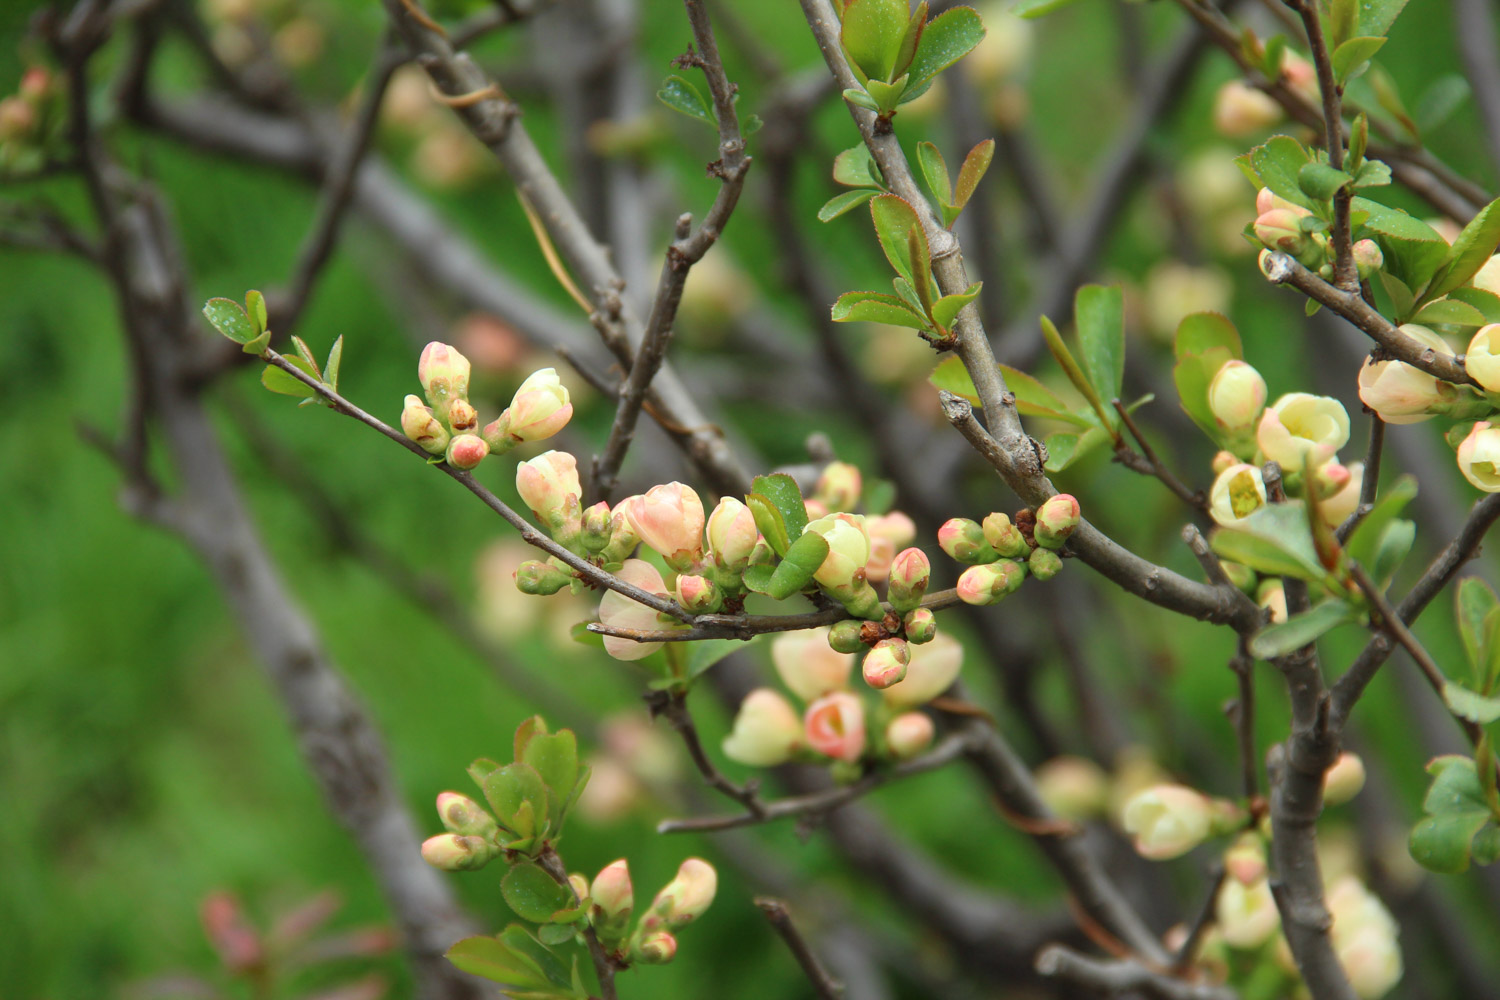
[722,689,803,766]
[1207,360,1267,434]
[981,512,1030,558]
[591,859,633,924]
[803,498,829,520]
[884,711,934,759]
[644,858,717,930]
[598,559,674,661]
[1254,208,1309,255]
[902,607,937,644]
[516,450,582,525]
[675,574,722,614]
[200,893,262,974]
[1459,421,1500,491]
[1353,239,1383,279]
[446,397,478,433]
[772,628,854,701]
[1280,50,1320,103]
[938,517,997,564]
[1359,324,1456,423]
[495,367,573,445]
[805,512,872,591]
[445,433,489,470]
[1326,876,1402,998]
[1217,875,1279,949]
[862,638,910,689]
[883,632,963,708]
[1223,834,1267,885]
[436,792,497,838]
[803,691,866,763]
[1034,756,1109,820]
[1033,495,1080,549]
[1256,393,1350,470]
[417,341,471,413]
[813,461,862,511]
[0,96,36,142]
[1211,450,1238,476]
[635,930,677,964]
[1209,463,1267,526]
[1028,546,1063,580]
[1467,323,1500,393]
[421,833,493,871]
[401,394,449,454]
[887,547,931,612]
[956,560,1024,605]
[1212,79,1282,137]
[1320,461,1363,528]
[1322,752,1366,806]
[626,483,705,571]
[20,66,52,101]
[706,497,758,573]
[1121,784,1213,859]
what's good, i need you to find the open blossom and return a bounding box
[803,691,866,763]
[1466,323,1500,392]
[805,512,871,591]
[1457,421,1500,491]
[1209,463,1266,526]
[772,628,853,701]
[1121,784,1213,860]
[1358,324,1456,423]
[1256,393,1349,471]
[486,367,572,445]
[882,632,963,709]
[1327,875,1402,998]
[598,559,673,661]
[722,689,803,766]
[627,483,705,570]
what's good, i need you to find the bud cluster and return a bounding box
[938,496,1079,607]
[0,66,62,171]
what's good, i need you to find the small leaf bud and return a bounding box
[862,638,910,689]
[956,560,1025,606]
[436,791,498,838]
[827,619,866,654]
[1027,546,1063,581]
[938,517,997,564]
[446,397,478,433]
[884,711,935,759]
[515,559,571,596]
[902,607,937,644]
[675,574,723,614]
[401,394,449,455]
[1322,752,1366,806]
[1032,495,1080,549]
[886,547,931,612]
[421,833,494,871]
[635,931,677,964]
[981,511,1030,558]
[445,433,489,470]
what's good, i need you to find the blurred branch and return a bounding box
[755,898,845,1000]
[1034,946,1236,1000]
[1454,0,1500,178]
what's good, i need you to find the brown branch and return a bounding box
[1286,0,1356,292]
[1034,946,1237,1000]
[755,898,845,1000]
[538,847,618,1000]
[654,689,766,820]
[1336,416,1384,543]
[1113,398,1208,512]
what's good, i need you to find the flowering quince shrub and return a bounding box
[21,0,1500,995]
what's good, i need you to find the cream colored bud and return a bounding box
[1121,784,1214,860]
[1457,421,1500,492]
[1322,752,1366,806]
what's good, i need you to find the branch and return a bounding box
[755,898,845,1000]
[655,689,766,820]
[1034,946,1237,1000]
[1455,0,1500,178]
[538,848,618,1000]
[1286,0,1356,292]
[1113,398,1208,513]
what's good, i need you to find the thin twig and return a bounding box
[588,588,965,643]
[1286,0,1356,292]
[754,898,845,999]
[1336,416,1384,543]
[538,848,618,1000]
[1227,638,1262,809]
[654,689,766,819]
[1034,946,1236,1000]
[1113,399,1208,512]
[1173,866,1227,973]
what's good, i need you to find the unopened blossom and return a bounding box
[1216,876,1279,949]
[1254,207,1310,256]
[675,574,721,614]
[957,560,1024,605]
[1034,756,1109,820]
[1320,461,1364,527]
[1353,239,1384,279]
[1256,393,1350,471]
[804,691,866,763]
[1034,494,1080,549]
[516,450,582,526]
[417,341,471,415]
[1212,79,1282,136]
[903,607,937,643]
[885,712,935,759]
[1121,784,1213,860]
[445,433,489,470]
[421,833,492,871]
[883,632,963,709]
[627,483,705,570]
[401,394,449,454]
[1457,421,1500,491]
[864,511,917,583]
[485,367,572,446]
[705,497,758,574]
[982,511,1029,557]
[1258,579,1287,624]
[1358,324,1456,423]
[722,689,803,766]
[644,858,717,931]
[1326,875,1402,998]
[436,792,497,838]
[1323,752,1366,806]
[938,517,996,564]
[1466,323,1500,393]
[772,628,854,701]
[635,931,677,964]
[1208,360,1267,434]
[446,398,478,433]
[591,860,633,923]
[862,638,910,689]
[598,559,673,661]
[813,461,862,511]
[805,512,872,591]
[887,547,931,611]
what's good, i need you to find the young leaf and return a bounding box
[1416,75,1471,134]
[446,935,549,987]
[864,75,909,113]
[498,925,584,995]
[1327,0,1357,51]
[902,6,984,91]
[832,145,883,188]
[952,139,994,212]
[686,636,759,680]
[503,863,575,924]
[869,194,925,285]
[746,531,827,600]
[1458,577,1500,686]
[1354,196,1450,291]
[290,335,322,377]
[819,189,881,222]
[1012,0,1081,17]
[998,363,1092,425]
[907,229,934,312]
[751,473,809,546]
[1249,599,1362,659]
[523,730,579,828]
[1297,162,1353,201]
[1409,755,1496,874]
[1331,36,1385,84]
[262,357,319,398]
[1412,299,1487,327]
[657,75,714,125]
[842,87,881,112]
[929,355,978,404]
[324,336,343,394]
[1074,284,1125,404]
[245,289,268,335]
[1243,135,1315,211]
[831,290,931,329]
[1210,503,1330,584]
[1447,287,1500,323]
[1445,682,1500,725]
[1345,475,1417,568]
[1043,425,1111,473]
[1357,0,1409,37]
[841,0,908,82]
[930,281,981,331]
[893,2,928,79]
[482,762,550,836]
[203,298,255,344]
[916,141,951,207]
[1426,197,1500,301]
[1174,311,1243,362]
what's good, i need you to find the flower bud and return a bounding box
[445,433,489,470]
[626,483,705,571]
[886,547,931,612]
[1358,324,1456,423]
[1467,323,1500,393]
[1458,421,1500,491]
[1034,756,1109,820]
[885,711,935,759]
[957,560,1025,605]
[1121,784,1214,860]
[1212,79,1282,137]
[437,792,498,838]
[600,504,641,563]
[446,397,478,433]
[1257,393,1350,470]
[581,502,613,554]
[1322,752,1366,806]
[705,497,758,574]
[722,689,803,766]
[1207,360,1268,434]
[515,559,571,596]
[635,931,677,964]
[1028,546,1063,581]
[401,394,450,454]
[1254,208,1309,255]
[813,461,862,511]
[1033,495,1080,549]
[864,511,916,584]
[1211,449,1238,476]
[803,691,866,763]
[862,638,910,689]
[590,859,633,943]
[903,607,937,644]
[421,833,493,871]
[417,341,471,416]
[644,858,717,931]
[516,451,583,530]
[497,368,572,444]
[1326,876,1402,999]
[827,619,866,654]
[200,893,262,974]
[1353,239,1384,279]
[938,518,997,564]
[1217,875,1280,949]
[883,632,963,708]
[1257,578,1287,624]
[773,628,854,701]
[0,96,36,142]
[1209,463,1267,527]
[675,574,722,614]
[981,512,1030,558]
[805,512,872,592]
[1320,461,1363,528]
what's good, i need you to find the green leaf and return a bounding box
[1210,503,1329,584]
[1447,287,1500,323]
[1352,158,1392,189]
[502,863,575,924]
[864,75,909,113]
[842,86,880,111]
[1445,682,1500,725]
[290,335,322,377]
[870,194,925,285]
[1012,0,1080,18]
[1368,518,1415,587]
[1410,756,1495,873]
[892,2,928,79]
[1327,0,1357,50]
[1174,311,1243,361]
[832,145,883,188]
[1074,284,1125,403]
[514,716,547,763]
[203,297,255,344]
[1427,197,1500,301]
[1298,162,1353,201]
[1043,425,1110,473]
[902,6,984,90]
[1346,475,1417,567]
[538,923,576,946]
[818,189,880,222]
[841,0,908,81]
[931,282,981,331]
[245,289,267,334]
[482,762,550,838]
[657,75,713,125]
[1249,599,1362,659]
[1331,36,1385,84]
[998,363,1093,425]
[953,139,994,212]
[1354,196,1450,291]
[1413,298,1487,327]
[1377,271,1416,321]
[1241,135,1315,211]
[1261,35,1287,80]
[929,355,978,404]
[1416,75,1470,134]
[498,925,584,996]
[908,228,935,311]
[1458,578,1500,686]
[446,935,548,987]
[1357,0,1409,37]
[756,473,809,543]
[1041,315,1111,428]
[261,357,319,398]
[323,336,343,394]
[467,757,502,788]
[831,290,930,329]
[916,141,951,207]
[744,530,828,600]
[685,636,757,680]
[523,730,579,829]
[243,329,271,355]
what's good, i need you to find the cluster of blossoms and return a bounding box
[939,494,1080,605]
[1212,51,1318,138]
[1253,189,1384,280]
